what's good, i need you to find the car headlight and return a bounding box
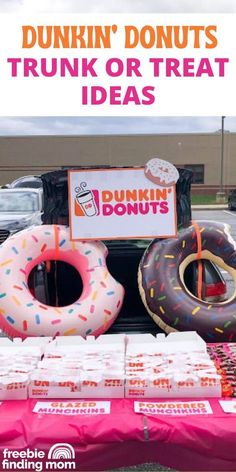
[8,217,34,233]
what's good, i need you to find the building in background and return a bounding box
[0,131,234,194]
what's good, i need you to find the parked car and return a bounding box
[184,259,226,303]
[0,188,43,244]
[228,189,236,211]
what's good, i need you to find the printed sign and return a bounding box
[134,401,213,415]
[68,159,178,240]
[219,400,236,413]
[33,401,111,415]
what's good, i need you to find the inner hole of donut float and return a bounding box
[183,259,233,303]
[28,260,83,307]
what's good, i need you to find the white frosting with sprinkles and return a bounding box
[145,158,179,185]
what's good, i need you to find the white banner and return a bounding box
[33,400,111,415]
[0,13,235,115]
[134,401,213,415]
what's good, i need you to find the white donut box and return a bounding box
[0,332,221,399]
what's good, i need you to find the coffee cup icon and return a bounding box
[76,190,97,217]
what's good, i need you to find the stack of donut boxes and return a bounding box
[0,332,221,400]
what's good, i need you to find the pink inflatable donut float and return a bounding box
[0,225,124,339]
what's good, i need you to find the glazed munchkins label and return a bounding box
[134,401,213,415]
[0,13,235,115]
[33,401,111,415]
[68,160,178,240]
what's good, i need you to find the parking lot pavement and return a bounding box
[192,209,236,298]
[192,208,236,240]
[109,465,175,471]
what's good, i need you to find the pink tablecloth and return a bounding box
[0,398,236,471]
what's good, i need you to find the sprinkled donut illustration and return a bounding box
[145,158,179,187]
[0,225,124,338]
[138,221,236,342]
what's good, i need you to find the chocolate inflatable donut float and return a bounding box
[138,221,236,342]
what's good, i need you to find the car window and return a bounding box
[0,192,39,212]
[10,176,42,189]
[14,181,42,189]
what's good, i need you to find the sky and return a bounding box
[0,0,235,136]
[0,116,234,136]
[1,0,236,14]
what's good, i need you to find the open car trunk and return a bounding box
[28,167,193,335]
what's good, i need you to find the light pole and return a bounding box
[216,116,226,203]
[220,116,225,193]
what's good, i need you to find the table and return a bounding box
[0,398,236,471]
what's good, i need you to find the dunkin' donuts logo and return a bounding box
[70,159,179,239]
[75,182,99,217]
[74,181,173,218]
[74,160,179,219]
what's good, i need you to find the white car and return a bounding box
[0,188,43,244]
